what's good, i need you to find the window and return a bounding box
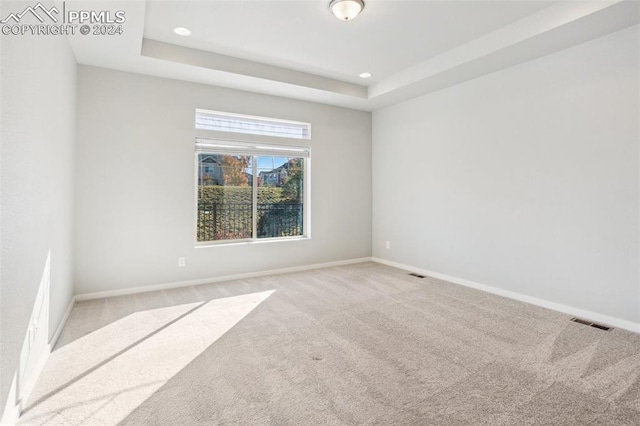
[195,139,309,244]
[195,109,310,244]
[196,109,311,140]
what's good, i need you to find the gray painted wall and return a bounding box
[74,66,372,294]
[0,1,77,418]
[373,26,640,323]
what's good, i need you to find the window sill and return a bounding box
[195,236,310,248]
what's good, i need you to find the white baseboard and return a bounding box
[0,375,19,426]
[0,295,75,426]
[372,257,640,334]
[16,349,49,416]
[75,257,373,301]
[50,296,76,349]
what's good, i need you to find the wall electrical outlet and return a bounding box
[385,241,391,249]
[178,257,186,267]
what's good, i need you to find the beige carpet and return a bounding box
[18,262,640,425]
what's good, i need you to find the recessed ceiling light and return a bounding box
[359,72,372,79]
[173,27,191,36]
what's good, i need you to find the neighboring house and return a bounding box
[199,154,223,185]
[259,160,293,186]
[199,154,253,186]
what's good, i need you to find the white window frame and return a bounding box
[194,137,311,247]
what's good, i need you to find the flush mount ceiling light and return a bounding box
[359,72,372,79]
[173,27,191,36]
[329,0,365,21]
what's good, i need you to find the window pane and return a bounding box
[257,157,304,238]
[196,110,311,140]
[197,154,253,242]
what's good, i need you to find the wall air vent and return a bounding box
[570,317,612,331]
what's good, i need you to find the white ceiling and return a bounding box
[63,0,640,111]
[143,0,555,85]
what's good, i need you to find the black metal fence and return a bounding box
[197,202,303,241]
[258,203,303,238]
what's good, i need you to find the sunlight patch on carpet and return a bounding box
[20,290,275,425]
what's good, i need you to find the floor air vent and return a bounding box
[570,317,612,331]
[408,273,426,278]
